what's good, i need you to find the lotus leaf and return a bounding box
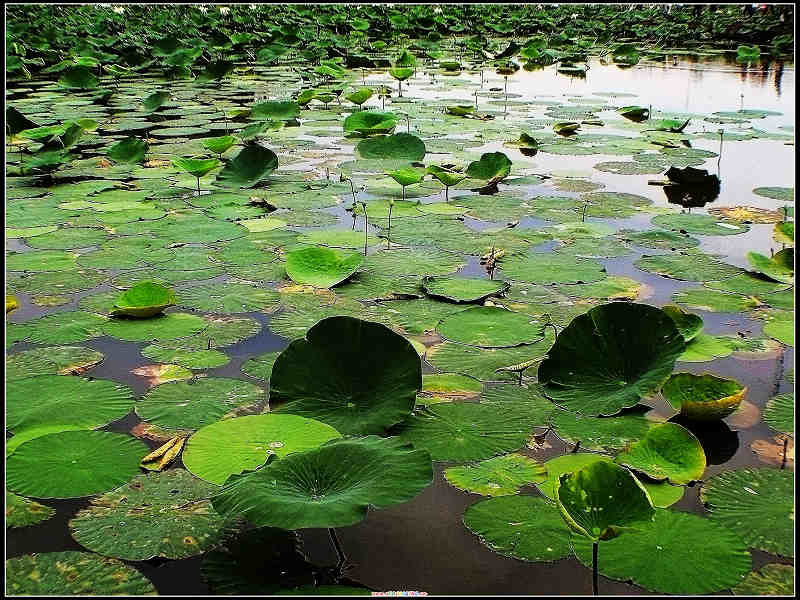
[343,111,398,135]
[183,414,342,485]
[143,90,170,112]
[6,431,148,498]
[102,312,206,342]
[734,564,794,596]
[111,281,177,318]
[746,248,794,284]
[356,133,425,161]
[662,372,746,421]
[763,393,793,435]
[69,470,232,560]
[107,136,148,164]
[701,467,793,557]
[285,246,364,288]
[437,306,543,348]
[615,422,706,484]
[5,551,156,595]
[251,100,300,121]
[346,87,373,106]
[204,135,237,155]
[550,407,655,453]
[463,495,572,562]
[444,453,545,497]
[556,461,655,541]
[6,491,56,529]
[7,375,133,453]
[212,436,432,529]
[465,152,512,184]
[215,144,278,188]
[538,303,685,416]
[571,509,751,594]
[422,276,509,303]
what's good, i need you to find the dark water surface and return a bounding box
[6,52,795,595]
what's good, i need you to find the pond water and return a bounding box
[6,49,795,595]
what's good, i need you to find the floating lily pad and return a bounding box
[422,276,509,303]
[25,227,108,250]
[6,491,56,528]
[635,252,741,281]
[5,551,156,595]
[571,508,751,594]
[177,281,280,314]
[5,346,104,380]
[679,333,736,362]
[212,436,432,529]
[285,246,364,288]
[111,281,177,318]
[662,372,747,421]
[270,316,420,435]
[594,161,663,175]
[437,306,543,348]
[619,229,700,250]
[7,249,78,272]
[551,407,655,453]
[6,431,148,498]
[701,467,793,557]
[397,402,533,462]
[672,288,758,313]
[183,414,342,485]
[615,422,706,484]
[652,213,749,236]
[7,375,133,453]
[137,377,265,430]
[102,312,206,342]
[444,454,545,496]
[69,470,231,560]
[761,309,794,346]
[426,341,549,382]
[763,393,793,435]
[418,373,483,405]
[500,252,607,285]
[538,303,685,416]
[364,247,465,277]
[708,274,791,302]
[733,564,794,596]
[463,495,572,562]
[753,187,794,202]
[356,132,425,160]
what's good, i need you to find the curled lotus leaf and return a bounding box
[215,144,279,188]
[661,304,704,342]
[615,422,706,484]
[111,281,177,318]
[465,152,512,184]
[343,111,398,135]
[211,436,432,529]
[556,460,655,541]
[270,316,421,435]
[662,372,747,421]
[285,246,364,289]
[746,248,794,284]
[538,303,685,416]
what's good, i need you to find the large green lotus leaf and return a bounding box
[68,470,231,560]
[177,281,281,314]
[753,186,794,201]
[6,249,78,272]
[422,276,509,303]
[334,272,422,301]
[551,406,655,452]
[635,252,742,282]
[537,454,684,508]
[463,495,572,562]
[763,393,793,435]
[761,309,794,346]
[615,422,706,484]
[6,311,106,345]
[215,144,279,188]
[136,377,265,430]
[364,247,465,277]
[500,253,607,285]
[356,133,425,160]
[437,306,544,348]
[25,227,108,250]
[465,152,512,184]
[6,431,148,498]
[661,304,704,342]
[662,372,746,421]
[183,414,342,485]
[652,213,750,236]
[6,491,56,528]
[556,461,655,541]
[171,157,220,178]
[672,288,759,313]
[701,467,793,557]
[343,111,397,135]
[426,341,549,382]
[396,403,533,462]
[270,316,420,435]
[212,436,432,529]
[705,272,790,296]
[733,564,794,596]
[374,298,465,335]
[5,551,156,595]
[111,281,177,318]
[285,246,364,288]
[102,312,206,342]
[571,509,752,594]
[444,453,545,496]
[251,100,300,121]
[140,345,229,369]
[107,136,148,164]
[538,303,685,416]
[554,276,642,301]
[5,346,104,380]
[619,228,700,250]
[746,248,794,284]
[200,526,313,594]
[7,375,133,453]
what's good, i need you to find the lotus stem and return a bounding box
[592,542,599,596]
[781,436,789,470]
[582,200,589,222]
[402,185,405,201]
[196,177,201,196]
[387,201,393,249]
[445,186,449,202]
[328,527,347,576]
[360,201,369,256]
[572,440,581,453]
